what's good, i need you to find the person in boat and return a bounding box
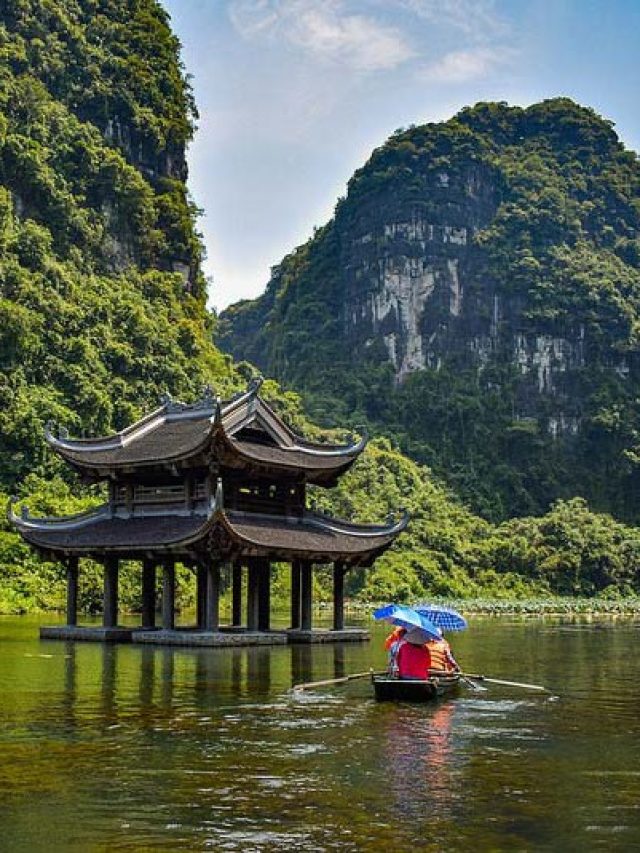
[426,634,460,673]
[385,626,459,677]
[384,626,406,676]
[395,628,432,679]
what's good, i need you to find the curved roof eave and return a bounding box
[8,486,408,561]
[8,499,218,554]
[43,380,368,474]
[43,379,263,457]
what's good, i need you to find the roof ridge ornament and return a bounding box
[245,375,263,414]
[350,426,368,452]
[194,384,216,410]
[7,496,30,523]
[159,391,188,414]
[213,396,223,426]
[45,421,69,441]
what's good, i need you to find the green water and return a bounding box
[1,615,639,851]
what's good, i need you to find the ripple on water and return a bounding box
[4,617,640,851]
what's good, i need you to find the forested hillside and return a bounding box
[0,5,638,613]
[0,0,238,488]
[220,100,640,522]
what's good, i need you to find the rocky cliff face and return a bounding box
[219,100,640,520]
[344,167,495,380]
[341,169,594,431]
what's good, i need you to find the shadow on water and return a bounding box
[1,616,640,850]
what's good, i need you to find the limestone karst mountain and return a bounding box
[219,100,640,521]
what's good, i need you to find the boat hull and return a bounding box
[372,674,460,703]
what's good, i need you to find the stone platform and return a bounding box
[40,625,370,645]
[40,625,145,642]
[134,629,288,647]
[286,628,369,644]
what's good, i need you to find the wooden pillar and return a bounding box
[162,559,175,631]
[246,559,260,631]
[103,557,118,628]
[66,556,79,627]
[333,561,346,631]
[290,559,301,629]
[231,562,243,626]
[300,560,313,631]
[141,559,156,628]
[196,563,207,629]
[258,559,271,631]
[204,561,220,632]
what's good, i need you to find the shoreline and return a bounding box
[345,597,640,617]
[4,596,640,620]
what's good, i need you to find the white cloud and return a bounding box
[419,46,515,82]
[227,0,278,37]
[228,1,414,71]
[397,0,508,40]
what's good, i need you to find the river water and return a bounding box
[1,614,639,851]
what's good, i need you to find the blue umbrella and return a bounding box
[373,603,442,642]
[414,603,467,633]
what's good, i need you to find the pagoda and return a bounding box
[10,378,408,644]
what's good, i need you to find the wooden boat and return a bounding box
[372,672,461,702]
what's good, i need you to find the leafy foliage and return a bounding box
[0,0,241,487]
[0,12,637,614]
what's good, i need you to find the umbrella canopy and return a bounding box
[414,604,467,633]
[373,604,442,642]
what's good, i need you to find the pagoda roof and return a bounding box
[45,378,366,484]
[9,486,408,566]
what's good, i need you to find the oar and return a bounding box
[428,670,547,693]
[463,673,548,693]
[292,669,386,692]
[427,669,486,692]
[459,675,486,692]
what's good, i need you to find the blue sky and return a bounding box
[161,0,640,311]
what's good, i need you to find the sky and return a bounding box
[161,0,640,312]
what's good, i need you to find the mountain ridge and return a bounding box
[219,99,640,521]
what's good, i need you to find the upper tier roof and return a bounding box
[9,482,408,566]
[44,379,367,484]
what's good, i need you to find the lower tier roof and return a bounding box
[10,502,408,566]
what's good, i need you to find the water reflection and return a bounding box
[62,641,76,728]
[247,647,272,696]
[290,642,313,688]
[101,643,118,723]
[3,618,640,850]
[382,701,457,821]
[139,644,155,708]
[333,643,346,679]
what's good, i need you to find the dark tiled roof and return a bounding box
[224,510,403,559]
[17,512,208,552]
[14,506,405,562]
[47,385,365,480]
[225,440,358,472]
[58,417,212,466]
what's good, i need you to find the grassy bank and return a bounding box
[345,597,640,617]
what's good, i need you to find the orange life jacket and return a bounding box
[428,639,456,672]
